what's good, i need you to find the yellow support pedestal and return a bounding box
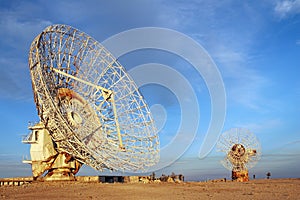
[232,170,249,182]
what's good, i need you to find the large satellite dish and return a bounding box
[24,24,159,180]
[216,128,261,182]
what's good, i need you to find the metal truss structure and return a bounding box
[216,128,261,172]
[28,24,159,172]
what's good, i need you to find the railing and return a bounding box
[22,155,32,164]
[21,132,36,144]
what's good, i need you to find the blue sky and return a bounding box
[0,0,299,180]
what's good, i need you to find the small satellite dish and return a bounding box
[24,24,159,180]
[216,128,261,182]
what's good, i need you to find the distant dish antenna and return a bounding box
[23,24,159,180]
[216,128,261,182]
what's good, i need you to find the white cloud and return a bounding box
[0,3,52,101]
[233,118,284,133]
[160,1,272,111]
[0,15,52,51]
[0,57,33,101]
[209,41,272,111]
[274,0,300,19]
[227,67,271,110]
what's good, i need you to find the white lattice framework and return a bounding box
[28,24,159,171]
[216,128,261,171]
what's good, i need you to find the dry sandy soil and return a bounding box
[1,178,299,200]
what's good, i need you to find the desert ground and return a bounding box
[1,178,300,200]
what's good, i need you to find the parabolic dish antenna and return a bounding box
[216,127,261,181]
[24,24,159,179]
